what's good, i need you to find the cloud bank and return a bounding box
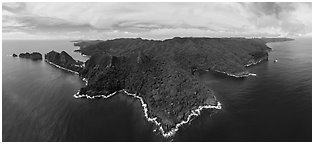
[2,2,312,40]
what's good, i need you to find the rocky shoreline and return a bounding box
[45,60,79,74]
[209,69,257,78]
[245,57,268,67]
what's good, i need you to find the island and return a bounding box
[46,37,292,137]
[44,51,84,74]
[18,52,42,60]
[12,54,17,57]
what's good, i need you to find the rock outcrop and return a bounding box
[19,52,42,60]
[12,54,17,57]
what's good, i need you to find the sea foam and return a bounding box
[45,60,79,75]
[207,69,257,78]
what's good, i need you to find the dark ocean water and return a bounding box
[2,38,312,141]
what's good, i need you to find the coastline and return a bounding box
[45,60,79,75]
[206,56,271,78]
[206,69,257,78]
[244,58,267,67]
[214,70,257,78]
[74,50,89,57]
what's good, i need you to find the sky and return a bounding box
[2,2,312,40]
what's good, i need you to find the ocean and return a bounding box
[2,38,312,141]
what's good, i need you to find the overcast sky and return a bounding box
[2,2,312,40]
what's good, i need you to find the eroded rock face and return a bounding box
[45,51,83,73]
[19,52,42,60]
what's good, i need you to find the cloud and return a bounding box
[243,2,312,37]
[2,2,312,40]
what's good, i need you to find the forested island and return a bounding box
[17,52,42,60]
[45,37,292,137]
[45,51,84,73]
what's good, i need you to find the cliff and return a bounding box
[19,52,42,60]
[45,51,83,73]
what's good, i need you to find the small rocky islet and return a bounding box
[29,37,293,137]
[13,52,43,60]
